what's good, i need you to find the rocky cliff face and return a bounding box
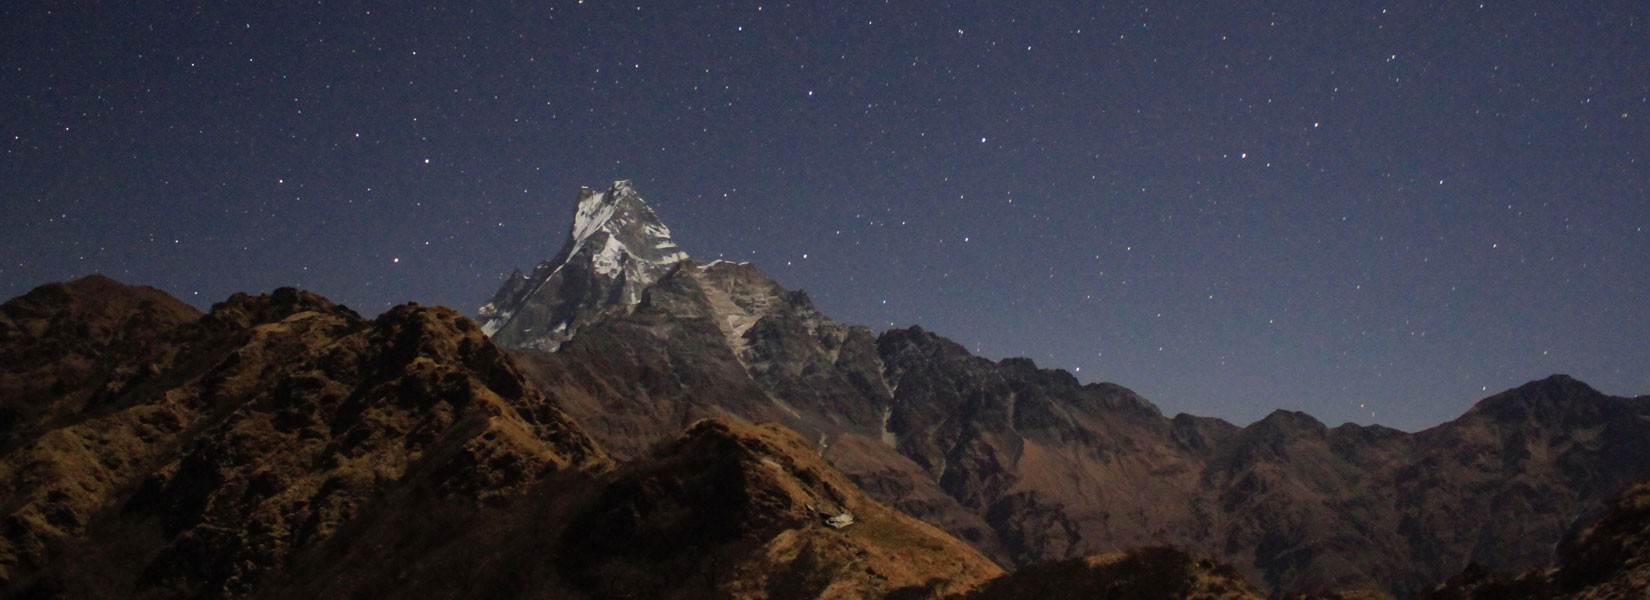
[0,276,1009,599]
[483,181,1650,597]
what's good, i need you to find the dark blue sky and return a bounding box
[4,2,1646,431]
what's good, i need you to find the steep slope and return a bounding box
[875,326,1193,564]
[479,180,689,351]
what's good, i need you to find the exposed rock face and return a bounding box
[484,182,1650,597]
[478,180,689,351]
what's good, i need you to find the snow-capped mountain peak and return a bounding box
[567,180,688,282]
[476,180,689,351]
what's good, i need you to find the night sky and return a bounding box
[4,2,1647,431]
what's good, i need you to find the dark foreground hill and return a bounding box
[0,276,1003,599]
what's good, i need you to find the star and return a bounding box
[0,1,1643,431]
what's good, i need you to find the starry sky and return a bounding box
[4,2,1647,431]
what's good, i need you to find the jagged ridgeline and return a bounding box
[3,180,1648,599]
[478,180,689,351]
[0,277,1000,598]
[481,180,1650,598]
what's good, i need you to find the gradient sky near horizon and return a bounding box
[4,2,1646,431]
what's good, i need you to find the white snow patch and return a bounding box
[592,235,627,277]
[571,193,617,244]
[477,302,510,337]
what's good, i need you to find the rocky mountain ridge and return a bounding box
[481,181,1650,597]
[0,276,1006,599]
[4,267,1645,598]
[0,276,606,595]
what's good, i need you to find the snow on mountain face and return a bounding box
[568,180,689,277]
[477,180,688,350]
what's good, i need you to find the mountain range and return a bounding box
[2,180,1647,598]
[477,181,1650,597]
